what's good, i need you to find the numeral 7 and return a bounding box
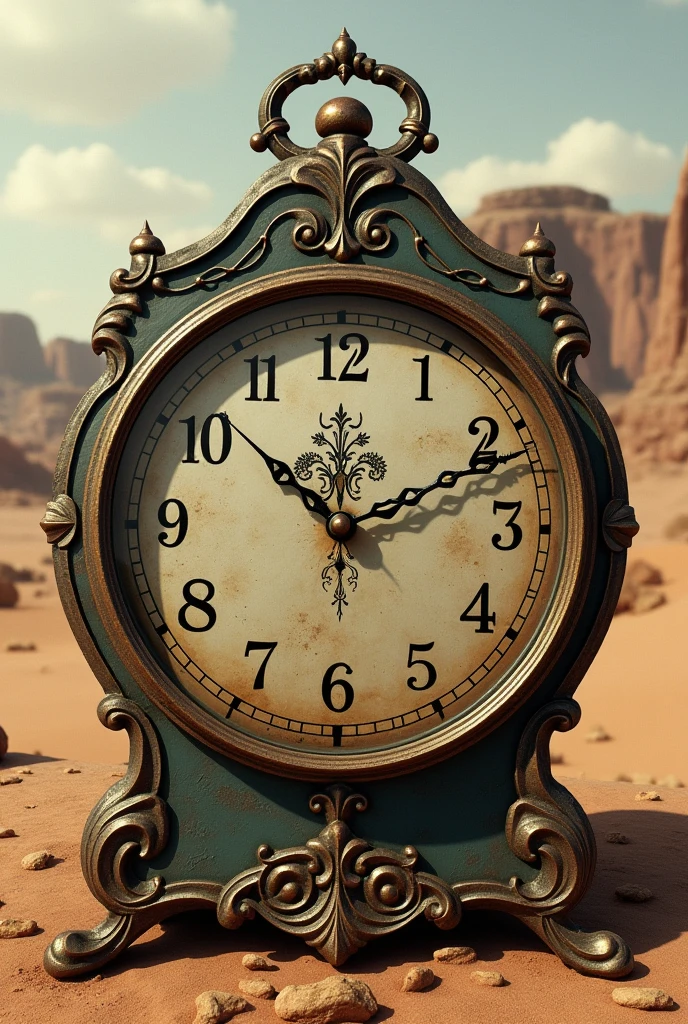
[244,641,278,688]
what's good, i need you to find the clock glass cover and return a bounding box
[112,294,566,768]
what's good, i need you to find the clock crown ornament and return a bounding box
[42,28,637,985]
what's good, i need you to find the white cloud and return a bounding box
[439,119,677,215]
[0,0,234,124]
[1,143,213,244]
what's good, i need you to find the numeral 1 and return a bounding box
[460,582,496,633]
[413,355,432,401]
[245,354,279,401]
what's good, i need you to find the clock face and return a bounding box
[111,293,566,772]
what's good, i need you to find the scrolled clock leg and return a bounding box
[44,910,159,979]
[521,913,634,978]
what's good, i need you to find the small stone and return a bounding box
[615,773,633,783]
[110,771,125,778]
[627,561,663,587]
[585,725,612,743]
[470,970,506,987]
[24,805,36,810]
[0,775,22,786]
[16,769,33,775]
[615,884,654,903]
[633,589,666,614]
[631,773,655,786]
[0,919,38,938]
[274,976,377,1024]
[636,790,662,801]
[193,990,249,1024]
[657,774,684,788]
[550,752,565,765]
[0,827,17,838]
[6,643,37,652]
[433,945,477,964]
[606,832,630,844]
[611,986,673,1010]
[21,850,53,871]
[63,767,81,774]
[92,974,103,982]
[0,725,7,761]
[401,966,435,992]
[237,978,276,1000]
[241,953,274,971]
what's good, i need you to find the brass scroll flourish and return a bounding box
[217,783,461,966]
[454,699,634,978]
[250,28,438,163]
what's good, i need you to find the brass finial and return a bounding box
[129,221,165,257]
[331,28,357,83]
[315,97,373,139]
[519,221,556,258]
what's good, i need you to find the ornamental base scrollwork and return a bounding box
[455,699,634,979]
[216,784,461,966]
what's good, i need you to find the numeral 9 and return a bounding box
[158,499,188,547]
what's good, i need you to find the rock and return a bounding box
[15,769,32,775]
[550,752,565,765]
[585,725,612,742]
[470,970,506,987]
[0,724,7,760]
[6,643,37,652]
[632,774,656,786]
[0,918,38,938]
[636,790,662,801]
[433,945,477,964]
[241,953,274,971]
[632,589,666,615]
[616,773,633,783]
[237,978,276,1000]
[665,513,688,542]
[467,187,666,392]
[21,850,53,871]
[627,561,663,587]
[401,967,435,992]
[0,436,53,495]
[0,564,44,583]
[615,884,654,903]
[0,577,19,608]
[193,991,249,1024]
[606,832,630,844]
[0,775,22,785]
[24,805,37,810]
[611,986,673,1010]
[63,767,81,774]
[43,337,101,390]
[0,828,17,838]
[657,774,684,788]
[274,976,377,1024]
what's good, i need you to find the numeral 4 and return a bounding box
[460,583,495,633]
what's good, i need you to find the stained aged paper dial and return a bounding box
[113,294,565,771]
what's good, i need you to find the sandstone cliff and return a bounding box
[466,186,666,393]
[615,155,688,464]
[44,336,100,390]
[0,313,51,384]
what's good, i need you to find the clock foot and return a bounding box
[44,883,221,979]
[521,913,634,978]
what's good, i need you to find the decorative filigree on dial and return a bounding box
[216,784,461,966]
[295,405,386,619]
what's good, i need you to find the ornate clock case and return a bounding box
[43,31,639,979]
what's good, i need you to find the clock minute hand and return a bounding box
[228,421,332,521]
[354,450,526,526]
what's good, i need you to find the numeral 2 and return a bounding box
[245,354,279,401]
[244,641,278,689]
[468,416,499,470]
[460,583,495,633]
[316,333,369,382]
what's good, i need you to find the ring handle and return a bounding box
[250,28,438,163]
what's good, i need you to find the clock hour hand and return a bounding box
[354,450,526,526]
[228,421,332,521]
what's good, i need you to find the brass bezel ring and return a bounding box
[83,265,595,781]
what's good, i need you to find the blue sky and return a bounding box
[0,0,686,342]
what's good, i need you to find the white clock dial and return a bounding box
[113,295,564,759]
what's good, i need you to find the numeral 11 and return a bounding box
[245,354,279,402]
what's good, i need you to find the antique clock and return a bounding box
[42,31,639,978]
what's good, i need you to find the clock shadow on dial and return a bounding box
[113,295,565,759]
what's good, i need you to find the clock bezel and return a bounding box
[83,265,594,781]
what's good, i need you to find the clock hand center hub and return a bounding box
[326,511,356,542]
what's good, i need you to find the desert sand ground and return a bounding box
[1,468,687,1022]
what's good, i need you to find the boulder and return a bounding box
[274,976,377,1024]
